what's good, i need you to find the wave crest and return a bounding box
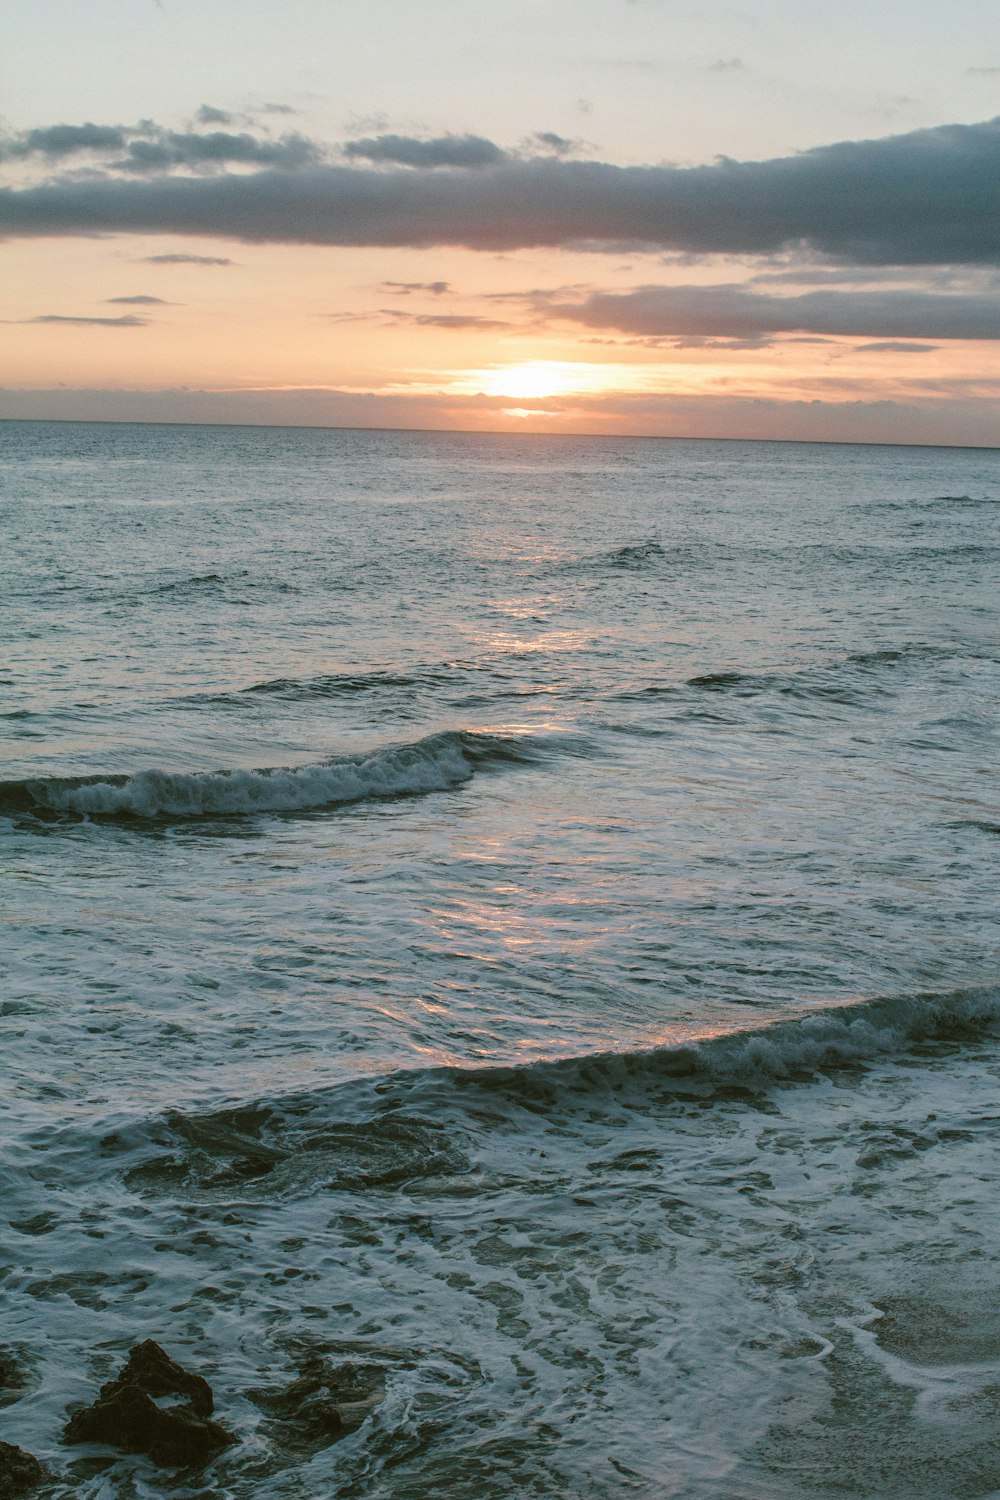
[458,985,1000,1106]
[3,729,545,821]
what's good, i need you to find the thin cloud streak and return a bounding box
[855,340,938,353]
[381,280,452,295]
[141,253,236,265]
[382,311,513,330]
[19,314,149,326]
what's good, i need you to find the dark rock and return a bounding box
[114,1340,214,1417]
[63,1340,234,1470]
[0,1441,48,1499]
[248,1352,384,1456]
[65,1385,231,1468]
[0,1350,35,1409]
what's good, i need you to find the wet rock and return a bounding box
[113,1339,214,1416]
[0,1350,35,1409]
[248,1352,384,1456]
[63,1340,234,1469]
[0,1441,48,1498]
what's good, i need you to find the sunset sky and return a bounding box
[3,0,1000,444]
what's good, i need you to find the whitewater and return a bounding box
[2,420,999,1498]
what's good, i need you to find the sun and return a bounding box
[480,362,582,399]
[470,361,612,400]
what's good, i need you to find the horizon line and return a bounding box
[1,414,998,455]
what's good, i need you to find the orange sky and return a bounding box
[3,0,1000,445]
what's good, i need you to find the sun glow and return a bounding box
[462,361,627,400]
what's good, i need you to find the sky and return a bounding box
[2,0,1000,444]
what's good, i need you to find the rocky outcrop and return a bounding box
[0,1442,48,1499]
[63,1340,234,1469]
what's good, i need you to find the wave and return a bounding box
[462,983,1000,1105]
[924,494,997,509]
[603,540,666,569]
[188,666,460,707]
[155,571,226,593]
[951,818,1000,836]
[0,729,550,822]
[111,985,1000,1204]
[617,643,971,707]
[682,665,887,708]
[866,493,997,513]
[559,539,675,576]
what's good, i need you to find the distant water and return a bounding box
[2,420,999,1498]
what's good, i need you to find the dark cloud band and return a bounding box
[1,116,998,264]
[547,283,1000,341]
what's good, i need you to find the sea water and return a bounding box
[2,420,999,1498]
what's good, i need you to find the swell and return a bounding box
[185,666,463,707]
[0,728,552,822]
[865,493,998,513]
[618,642,988,705]
[919,493,997,510]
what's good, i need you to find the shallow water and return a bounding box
[2,421,999,1496]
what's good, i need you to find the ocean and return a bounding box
[2,419,999,1498]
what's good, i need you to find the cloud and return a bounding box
[542,283,1000,340]
[665,334,776,349]
[341,133,508,168]
[525,132,582,157]
[382,311,513,330]
[381,280,452,295]
[1,122,129,158]
[0,119,323,173]
[967,66,1000,76]
[2,115,999,265]
[21,314,148,326]
[115,130,323,173]
[106,294,172,304]
[707,58,745,71]
[748,265,982,286]
[580,331,776,350]
[141,253,236,265]
[196,105,235,126]
[855,340,938,353]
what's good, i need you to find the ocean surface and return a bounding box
[2,419,999,1499]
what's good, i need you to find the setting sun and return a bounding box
[468,361,623,400]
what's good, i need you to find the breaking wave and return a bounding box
[82,984,1000,1213]
[113,984,1000,1177]
[0,729,551,822]
[460,983,1000,1105]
